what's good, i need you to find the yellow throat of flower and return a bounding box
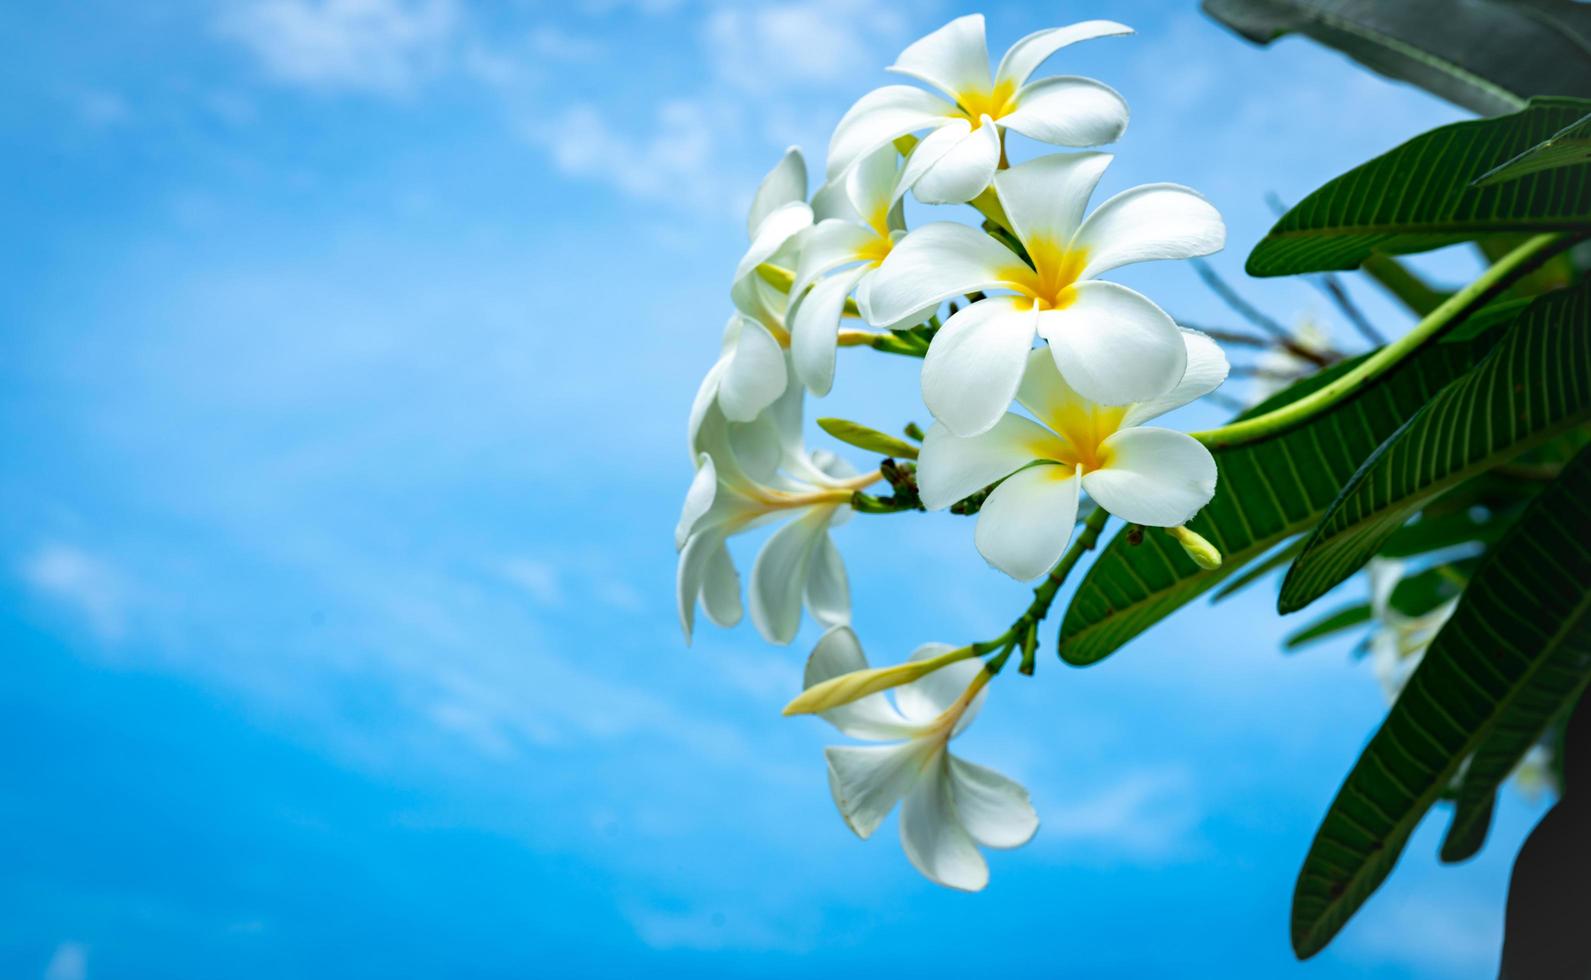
[1003,238,1089,311]
[1028,400,1127,474]
[956,79,1018,126]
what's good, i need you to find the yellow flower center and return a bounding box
[955,79,1018,126]
[1000,238,1089,311]
[1024,400,1127,474]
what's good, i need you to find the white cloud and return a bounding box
[43,942,88,980]
[500,556,563,606]
[702,0,908,93]
[529,98,726,211]
[1348,893,1502,976]
[217,0,458,94]
[20,544,129,642]
[1036,767,1201,863]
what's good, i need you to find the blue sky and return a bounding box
[0,1,1538,977]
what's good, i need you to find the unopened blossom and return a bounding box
[828,14,1132,204]
[695,149,816,436]
[868,152,1225,435]
[787,145,908,396]
[803,626,1038,891]
[916,336,1224,580]
[677,377,875,645]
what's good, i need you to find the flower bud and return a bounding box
[1168,525,1222,570]
[783,646,974,717]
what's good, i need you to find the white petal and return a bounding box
[749,507,832,644]
[718,317,788,422]
[727,413,783,483]
[900,755,988,891]
[1121,329,1231,426]
[894,648,986,729]
[975,463,1081,580]
[828,85,956,180]
[846,143,906,225]
[993,151,1112,252]
[1013,346,1092,436]
[792,220,878,297]
[887,14,991,102]
[734,201,813,287]
[748,146,807,239]
[995,20,1135,88]
[804,626,912,739]
[700,538,743,627]
[866,222,1025,331]
[676,454,719,549]
[804,530,851,629]
[1038,281,1186,406]
[1073,183,1225,279]
[917,414,1063,510]
[906,117,1002,205]
[922,297,1038,437]
[947,755,1039,848]
[677,527,726,642]
[687,353,729,457]
[826,741,935,839]
[1368,558,1405,620]
[810,176,855,223]
[792,265,870,396]
[1082,427,1217,526]
[1000,76,1129,149]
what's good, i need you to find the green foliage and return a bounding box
[1290,444,1591,958]
[815,417,919,460]
[1244,99,1591,277]
[1279,282,1591,614]
[1284,603,1371,650]
[1476,111,1591,186]
[1202,0,1591,116]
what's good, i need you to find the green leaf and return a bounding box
[1058,335,1498,666]
[1279,281,1591,614]
[1388,560,1476,617]
[815,417,918,460]
[1439,792,1496,864]
[1284,602,1371,650]
[1245,99,1591,277]
[1290,444,1591,958]
[1476,111,1591,186]
[1201,0,1591,116]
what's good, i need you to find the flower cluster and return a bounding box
[676,14,1232,889]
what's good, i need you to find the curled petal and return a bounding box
[1083,426,1217,526]
[827,741,937,839]
[888,14,992,102]
[718,317,789,422]
[804,626,912,740]
[1038,281,1185,406]
[792,265,870,396]
[917,414,1062,511]
[733,201,813,287]
[995,20,1134,88]
[893,648,986,730]
[974,463,1081,581]
[700,538,743,628]
[922,297,1039,437]
[749,507,833,645]
[792,220,878,297]
[748,146,807,239]
[904,117,1002,204]
[948,755,1039,848]
[993,151,1112,254]
[677,527,730,641]
[1000,76,1129,148]
[900,756,988,891]
[1073,183,1226,280]
[804,531,851,630]
[866,222,1024,330]
[675,453,718,549]
[828,85,956,180]
[1122,329,1231,426]
[846,143,907,225]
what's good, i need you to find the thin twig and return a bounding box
[1312,273,1386,346]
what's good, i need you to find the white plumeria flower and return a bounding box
[804,626,1038,891]
[916,337,1224,580]
[1366,559,1457,704]
[828,14,1132,204]
[786,145,908,396]
[868,152,1225,436]
[694,149,816,437]
[677,376,873,645]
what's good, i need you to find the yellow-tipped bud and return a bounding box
[1168,525,1223,570]
[782,646,974,717]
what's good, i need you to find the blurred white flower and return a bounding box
[828,14,1133,204]
[677,374,873,644]
[786,145,908,396]
[1366,559,1457,704]
[916,336,1224,580]
[867,152,1225,435]
[804,626,1037,891]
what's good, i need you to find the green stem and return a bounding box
[976,508,1111,670]
[1196,233,1575,450]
